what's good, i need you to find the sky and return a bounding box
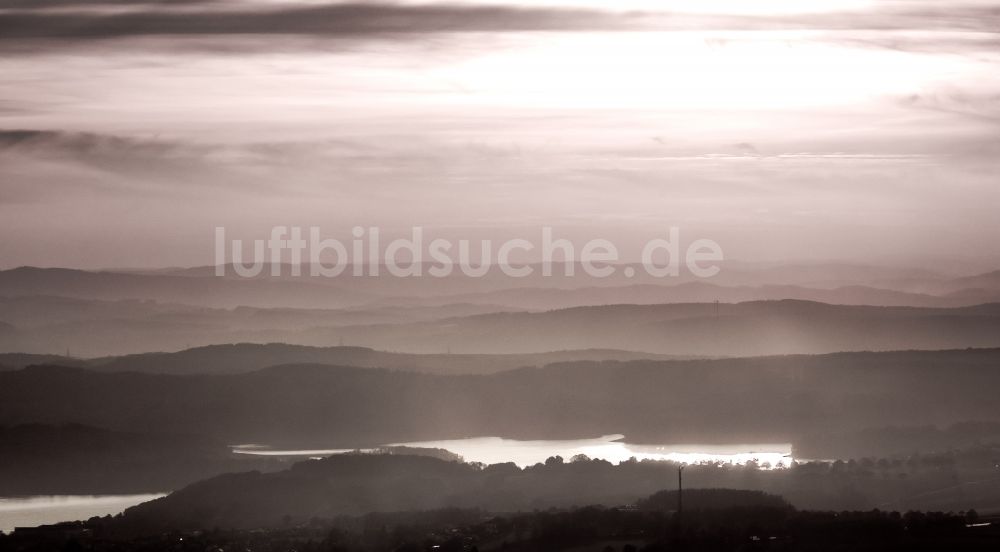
[0,0,998,269]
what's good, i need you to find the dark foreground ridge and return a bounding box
[3,488,997,552]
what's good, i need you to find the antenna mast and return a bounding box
[678,464,684,520]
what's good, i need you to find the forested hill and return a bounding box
[1,348,998,450]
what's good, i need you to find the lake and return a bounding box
[0,494,165,534]
[233,434,794,468]
[3,436,793,532]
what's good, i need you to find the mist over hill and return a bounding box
[5,262,1000,357]
[0,342,689,376]
[86,343,687,376]
[4,293,1000,357]
[0,293,528,357]
[4,264,998,308]
[412,281,1000,310]
[302,300,1000,356]
[0,267,369,309]
[2,349,999,452]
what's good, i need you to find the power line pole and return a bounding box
[678,464,684,520]
[713,299,721,356]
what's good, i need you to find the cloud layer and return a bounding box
[1,0,999,268]
[2,1,999,44]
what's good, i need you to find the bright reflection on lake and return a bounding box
[0,494,165,533]
[232,444,354,457]
[233,434,794,468]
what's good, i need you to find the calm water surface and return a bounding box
[5,437,793,531]
[234,434,794,468]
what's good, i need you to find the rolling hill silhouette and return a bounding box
[3,348,999,449]
[86,342,686,375]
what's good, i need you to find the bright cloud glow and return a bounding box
[396,0,876,15]
[1,1,999,268]
[432,31,974,110]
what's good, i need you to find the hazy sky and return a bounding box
[1,0,998,269]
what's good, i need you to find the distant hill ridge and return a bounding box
[85,343,688,375]
[3,265,1000,311]
[3,264,1000,356]
[303,299,1000,355]
[4,297,1000,362]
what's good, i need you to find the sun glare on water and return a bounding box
[234,436,795,469]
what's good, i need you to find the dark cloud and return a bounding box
[0,128,303,205]
[0,129,52,147]
[0,1,997,47]
[0,0,211,8]
[0,129,398,166]
[0,129,198,159]
[0,3,628,41]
